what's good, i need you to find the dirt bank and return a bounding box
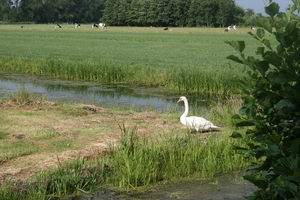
[0,100,182,183]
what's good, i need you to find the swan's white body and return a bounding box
[178,96,220,132]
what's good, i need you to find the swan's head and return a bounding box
[177,96,187,103]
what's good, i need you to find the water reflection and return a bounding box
[0,72,222,113]
[68,171,255,200]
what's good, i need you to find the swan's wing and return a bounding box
[186,116,219,131]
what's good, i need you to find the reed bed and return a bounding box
[106,125,249,190]
[0,56,245,94]
[0,25,257,94]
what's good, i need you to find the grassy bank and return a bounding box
[0,90,251,199]
[0,25,258,94]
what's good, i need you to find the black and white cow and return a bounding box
[75,23,81,28]
[92,23,99,28]
[55,24,62,28]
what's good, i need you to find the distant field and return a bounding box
[0,24,263,93]
[0,24,258,68]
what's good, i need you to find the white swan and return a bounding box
[177,96,220,132]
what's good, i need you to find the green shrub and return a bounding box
[227,1,300,199]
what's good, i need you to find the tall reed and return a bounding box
[0,56,244,94]
[105,124,250,190]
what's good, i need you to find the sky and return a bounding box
[235,0,294,14]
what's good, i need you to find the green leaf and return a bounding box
[266,142,280,156]
[239,102,256,118]
[226,40,245,53]
[282,12,291,22]
[262,39,271,49]
[256,29,265,39]
[227,55,243,64]
[264,2,280,17]
[256,47,265,55]
[256,60,269,77]
[270,134,282,143]
[236,121,254,127]
[244,175,269,190]
[256,20,272,33]
[231,114,241,119]
[263,52,282,67]
[290,138,300,159]
[274,99,294,109]
[243,96,255,106]
[285,20,298,35]
[230,132,243,138]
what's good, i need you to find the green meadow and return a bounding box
[0,24,261,94]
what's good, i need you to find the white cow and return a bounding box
[233,25,236,30]
[99,23,106,29]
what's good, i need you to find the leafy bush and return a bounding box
[226,1,300,199]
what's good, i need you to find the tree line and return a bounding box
[0,0,263,27]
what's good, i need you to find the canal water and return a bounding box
[0,72,220,114]
[72,171,255,200]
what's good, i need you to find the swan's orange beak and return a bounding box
[177,99,181,103]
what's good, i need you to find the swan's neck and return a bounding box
[180,99,189,125]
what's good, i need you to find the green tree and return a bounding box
[216,0,234,27]
[231,5,245,27]
[187,0,203,27]
[114,0,130,25]
[155,0,172,26]
[170,0,190,27]
[227,0,300,199]
[19,0,45,23]
[0,0,12,22]
[102,0,117,25]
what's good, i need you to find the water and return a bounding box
[0,72,220,114]
[70,171,255,200]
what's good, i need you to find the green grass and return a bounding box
[0,25,259,94]
[105,125,249,191]
[0,24,258,65]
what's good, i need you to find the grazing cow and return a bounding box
[75,23,81,28]
[227,26,232,30]
[99,23,106,29]
[163,27,168,30]
[251,25,256,30]
[55,24,62,28]
[233,25,236,30]
[92,23,99,28]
